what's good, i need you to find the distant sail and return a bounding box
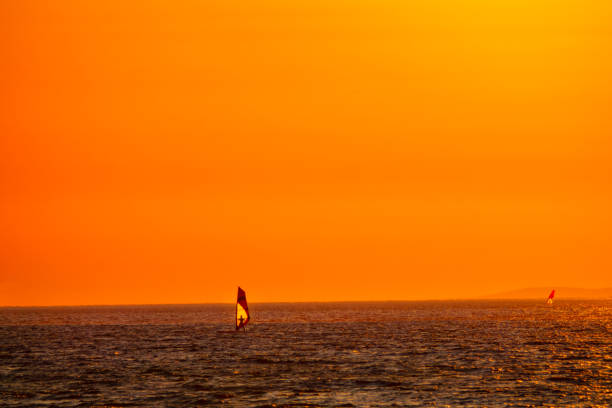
[236,287,250,330]
[546,289,555,304]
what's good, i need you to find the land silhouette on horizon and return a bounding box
[481,287,612,300]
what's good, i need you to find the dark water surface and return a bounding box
[1,301,611,407]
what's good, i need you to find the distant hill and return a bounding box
[482,287,612,300]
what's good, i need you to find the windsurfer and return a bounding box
[237,316,245,332]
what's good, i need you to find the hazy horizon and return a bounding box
[3,286,612,308]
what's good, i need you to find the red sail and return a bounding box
[548,289,555,300]
[236,287,250,330]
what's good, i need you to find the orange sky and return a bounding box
[2,0,611,306]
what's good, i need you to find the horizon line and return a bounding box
[4,286,612,308]
[0,299,489,308]
[3,297,612,308]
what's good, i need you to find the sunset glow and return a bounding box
[2,0,611,305]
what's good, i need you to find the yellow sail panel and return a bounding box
[237,303,248,323]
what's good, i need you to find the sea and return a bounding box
[1,300,610,407]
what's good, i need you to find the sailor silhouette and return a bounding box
[237,315,245,331]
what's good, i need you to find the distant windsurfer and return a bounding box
[237,316,246,332]
[547,289,555,305]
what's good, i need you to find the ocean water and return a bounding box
[1,301,611,407]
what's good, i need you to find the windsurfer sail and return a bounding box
[546,289,555,304]
[236,287,250,331]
